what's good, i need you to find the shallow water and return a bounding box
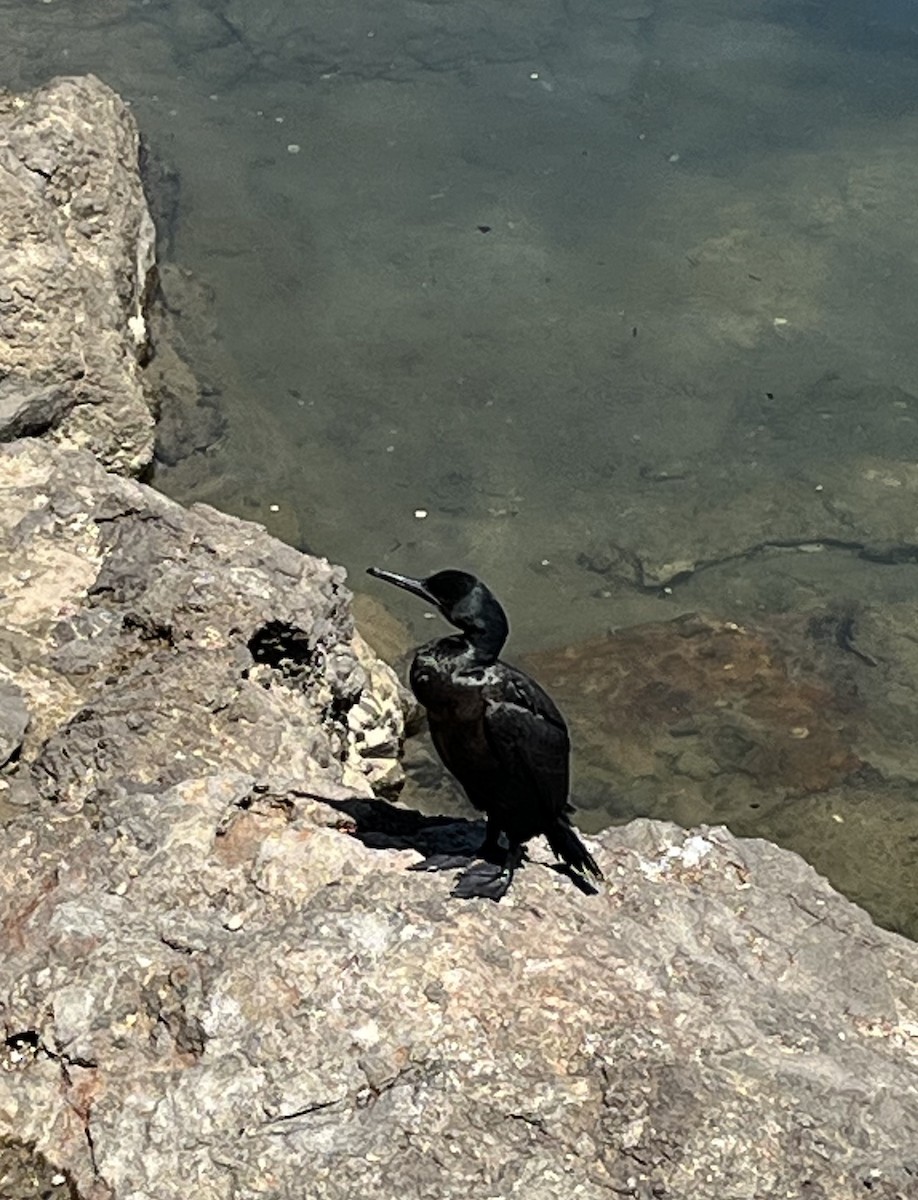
[3,0,918,931]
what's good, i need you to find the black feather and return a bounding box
[368,565,603,898]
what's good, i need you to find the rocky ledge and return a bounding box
[0,437,404,806]
[0,75,917,1200]
[0,76,156,474]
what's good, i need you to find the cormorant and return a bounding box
[366,566,603,901]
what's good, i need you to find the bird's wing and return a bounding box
[481,667,570,825]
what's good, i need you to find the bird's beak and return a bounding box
[367,567,436,606]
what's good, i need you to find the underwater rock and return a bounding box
[525,611,863,798]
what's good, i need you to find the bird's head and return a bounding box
[367,566,509,658]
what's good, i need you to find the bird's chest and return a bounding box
[409,657,487,723]
[411,662,497,780]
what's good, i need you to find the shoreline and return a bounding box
[0,75,916,1200]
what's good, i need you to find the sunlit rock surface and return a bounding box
[0,75,156,473]
[2,803,918,1200]
[0,437,405,806]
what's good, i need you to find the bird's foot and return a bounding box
[408,827,505,875]
[475,835,505,864]
[408,853,475,873]
[450,860,514,902]
[450,844,524,902]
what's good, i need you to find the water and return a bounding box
[3,0,918,932]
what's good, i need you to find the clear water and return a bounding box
[3,0,918,931]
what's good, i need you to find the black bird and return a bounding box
[366,566,603,901]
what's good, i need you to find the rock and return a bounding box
[525,611,863,800]
[0,1138,71,1200]
[145,265,227,467]
[0,374,73,441]
[138,140,181,258]
[0,436,405,804]
[0,678,29,766]
[521,607,918,938]
[1,800,917,1200]
[146,338,225,467]
[0,75,156,474]
[351,590,415,668]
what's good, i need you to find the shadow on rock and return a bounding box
[324,796,599,894]
[325,795,490,859]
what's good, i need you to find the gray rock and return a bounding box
[1,796,917,1200]
[0,678,28,766]
[0,75,156,474]
[0,436,405,804]
[0,1138,71,1200]
[0,373,72,441]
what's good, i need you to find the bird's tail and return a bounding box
[545,816,603,880]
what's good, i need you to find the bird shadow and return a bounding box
[325,795,484,857]
[324,796,599,895]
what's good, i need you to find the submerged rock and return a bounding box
[525,611,863,800]
[522,607,918,938]
[145,264,228,468]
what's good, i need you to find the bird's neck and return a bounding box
[458,626,505,667]
[427,631,504,671]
